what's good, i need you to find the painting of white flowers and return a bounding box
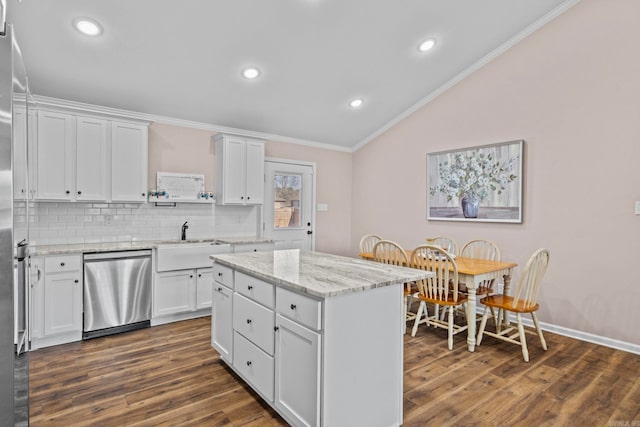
[427,140,523,223]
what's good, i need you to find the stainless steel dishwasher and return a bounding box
[83,250,152,339]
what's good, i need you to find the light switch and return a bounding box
[317,203,329,212]
[636,201,640,215]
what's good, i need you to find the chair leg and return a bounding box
[447,306,454,350]
[477,306,490,345]
[516,313,529,362]
[531,312,547,351]
[411,301,426,337]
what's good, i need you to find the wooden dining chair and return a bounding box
[359,233,382,254]
[460,239,502,320]
[476,248,550,362]
[409,245,469,350]
[372,240,416,331]
[425,237,459,256]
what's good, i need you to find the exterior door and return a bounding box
[263,160,314,251]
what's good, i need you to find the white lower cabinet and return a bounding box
[274,314,321,427]
[154,270,195,317]
[195,268,213,310]
[30,254,83,349]
[211,263,404,427]
[211,265,323,426]
[154,267,215,317]
[212,283,233,362]
[153,243,231,325]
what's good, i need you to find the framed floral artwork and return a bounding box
[427,140,523,223]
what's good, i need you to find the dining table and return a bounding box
[359,250,517,352]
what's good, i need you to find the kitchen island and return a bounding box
[210,250,432,427]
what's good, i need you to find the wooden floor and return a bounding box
[29,316,640,426]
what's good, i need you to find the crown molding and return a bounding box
[32,95,353,153]
[352,0,582,152]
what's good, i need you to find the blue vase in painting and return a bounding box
[461,194,480,218]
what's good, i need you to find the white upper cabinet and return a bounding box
[76,116,108,201]
[36,111,76,200]
[12,106,28,200]
[33,108,149,203]
[215,133,265,205]
[111,121,148,202]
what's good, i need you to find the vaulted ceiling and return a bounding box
[9,0,576,150]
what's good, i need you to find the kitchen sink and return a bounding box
[156,241,231,271]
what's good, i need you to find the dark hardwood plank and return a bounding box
[29,316,640,426]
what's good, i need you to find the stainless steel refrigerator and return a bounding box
[1,2,31,424]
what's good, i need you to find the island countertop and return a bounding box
[210,249,432,298]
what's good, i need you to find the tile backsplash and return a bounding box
[16,201,259,246]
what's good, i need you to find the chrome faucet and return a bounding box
[181,221,189,241]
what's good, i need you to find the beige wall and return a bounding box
[148,123,216,190]
[147,123,353,256]
[352,0,640,345]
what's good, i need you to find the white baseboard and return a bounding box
[476,305,640,355]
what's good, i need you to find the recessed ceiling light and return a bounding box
[73,17,103,37]
[418,38,436,52]
[349,98,364,108]
[242,67,260,79]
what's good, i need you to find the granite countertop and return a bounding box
[32,237,274,255]
[210,250,433,298]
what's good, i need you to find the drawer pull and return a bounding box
[274,326,279,332]
[217,287,223,292]
[60,262,65,267]
[247,285,253,290]
[246,318,252,324]
[290,304,297,310]
[74,279,79,283]
[218,272,223,277]
[246,361,252,366]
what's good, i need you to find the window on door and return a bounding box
[273,174,302,229]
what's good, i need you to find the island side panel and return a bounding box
[322,283,404,427]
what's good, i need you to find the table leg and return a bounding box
[466,286,476,352]
[501,273,512,328]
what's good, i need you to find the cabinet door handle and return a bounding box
[246,361,252,366]
[77,191,82,195]
[190,275,193,278]
[142,193,146,197]
[74,279,79,283]
[217,287,223,292]
[247,196,250,200]
[247,285,253,291]
[65,190,70,194]
[240,196,244,200]
[60,262,65,267]
[246,318,252,324]
[218,272,223,277]
[274,326,279,332]
[290,304,297,310]
[198,274,202,278]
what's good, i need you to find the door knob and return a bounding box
[307,230,313,235]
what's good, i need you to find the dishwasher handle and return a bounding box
[83,250,152,261]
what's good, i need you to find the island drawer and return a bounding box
[213,263,233,289]
[276,287,322,331]
[233,293,275,355]
[235,272,274,308]
[45,254,82,273]
[233,332,274,402]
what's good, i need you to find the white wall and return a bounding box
[351,0,640,345]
